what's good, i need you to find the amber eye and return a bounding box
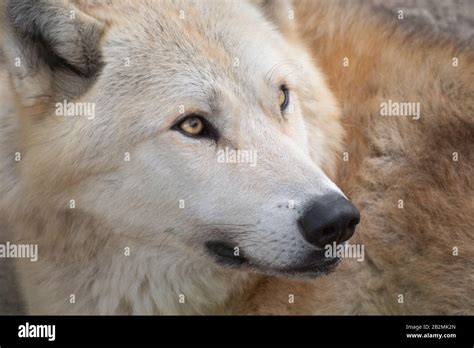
[178,116,204,136]
[173,114,218,140]
[279,85,289,111]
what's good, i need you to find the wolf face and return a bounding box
[2,0,358,279]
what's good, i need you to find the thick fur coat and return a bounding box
[0,0,473,314]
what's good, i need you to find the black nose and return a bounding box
[298,193,360,248]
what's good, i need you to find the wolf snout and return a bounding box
[298,193,360,249]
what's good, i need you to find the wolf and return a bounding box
[0,0,473,314]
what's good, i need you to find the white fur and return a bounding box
[0,0,344,314]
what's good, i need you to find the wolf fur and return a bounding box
[0,0,473,314]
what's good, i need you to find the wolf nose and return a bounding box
[298,193,360,248]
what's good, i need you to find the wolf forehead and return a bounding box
[5,0,297,105]
[100,1,293,99]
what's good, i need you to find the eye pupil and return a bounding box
[279,85,289,111]
[178,116,205,136]
[189,119,198,128]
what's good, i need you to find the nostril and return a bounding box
[347,218,359,230]
[338,216,360,243]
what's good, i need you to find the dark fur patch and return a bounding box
[6,0,104,92]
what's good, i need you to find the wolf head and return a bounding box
[2,0,358,278]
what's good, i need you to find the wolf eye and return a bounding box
[179,116,204,136]
[173,115,218,140]
[278,85,289,112]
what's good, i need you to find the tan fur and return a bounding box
[0,0,473,314]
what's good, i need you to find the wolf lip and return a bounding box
[277,256,341,277]
[205,241,249,266]
[206,241,341,277]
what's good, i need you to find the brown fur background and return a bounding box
[1,0,473,314]
[237,0,474,314]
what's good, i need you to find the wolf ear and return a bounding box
[2,0,105,99]
[251,0,296,37]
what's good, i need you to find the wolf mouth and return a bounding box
[277,254,341,278]
[205,241,340,278]
[205,241,250,267]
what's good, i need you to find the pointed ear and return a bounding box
[2,0,105,100]
[251,0,296,38]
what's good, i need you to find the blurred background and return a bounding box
[1,0,473,314]
[372,0,474,41]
